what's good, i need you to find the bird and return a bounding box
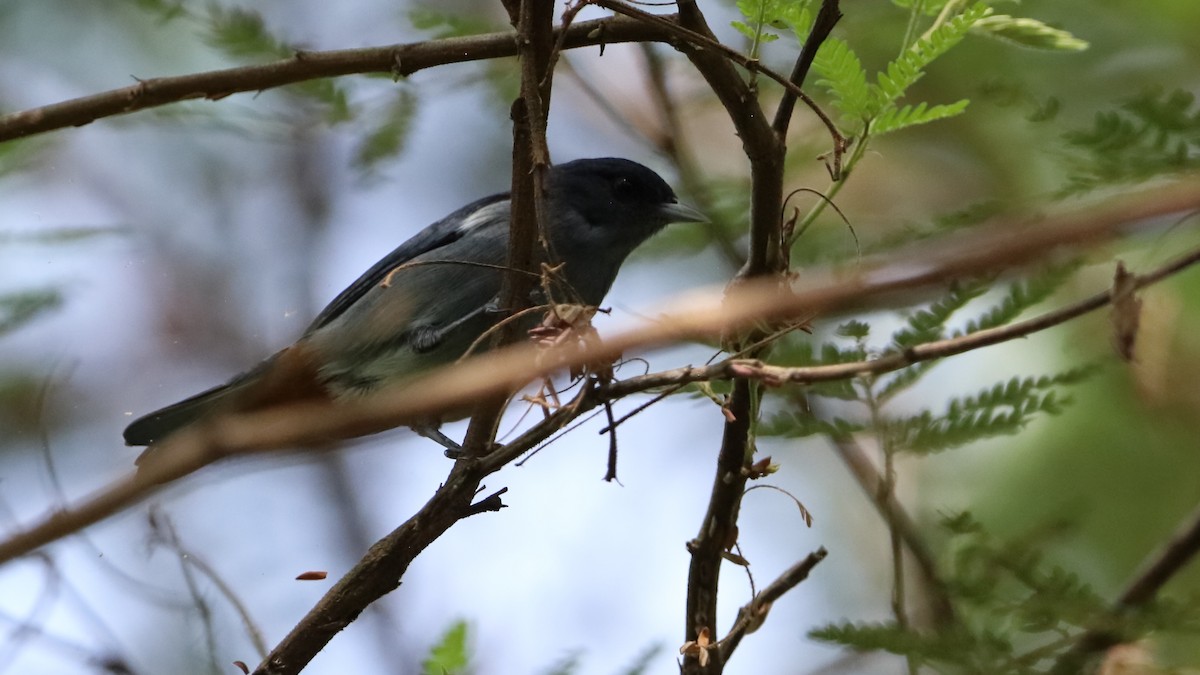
[123,157,705,456]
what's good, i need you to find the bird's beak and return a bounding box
[659,201,709,224]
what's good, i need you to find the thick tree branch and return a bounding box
[660,3,789,670]
[0,15,669,143]
[462,0,558,456]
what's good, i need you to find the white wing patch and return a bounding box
[457,200,509,234]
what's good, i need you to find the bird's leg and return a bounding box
[411,423,465,459]
[409,302,494,354]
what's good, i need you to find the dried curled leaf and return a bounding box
[679,627,712,667]
[1110,262,1141,362]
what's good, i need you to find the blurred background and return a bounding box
[1,0,1199,673]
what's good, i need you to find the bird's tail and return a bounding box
[124,345,327,456]
[123,371,260,447]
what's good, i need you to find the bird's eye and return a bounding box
[612,176,637,200]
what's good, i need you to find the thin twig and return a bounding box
[824,430,956,626]
[716,548,828,662]
[771,0,843,139]
[639,43,745,269]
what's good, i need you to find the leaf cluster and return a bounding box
[812,513,1200,673]
[762,258,1089,450]
[810,3,993,138]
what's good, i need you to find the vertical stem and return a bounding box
[900,0,925,53]
[463,0,556,453]
[866,381,916,675]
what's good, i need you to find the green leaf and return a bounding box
[0,289,62,337]
[837,320,871,340]
[959,263,1079,334]
[421,620,470,675]
[870,3,993,115]
[205,6,291,60]
[760,410,864,439]
[813,37,872,124]
[973,15,1089,52]
[1059,89,1200,195]
[890,367,1097,454]
[891,280,990,349]
[732,0,802,57]
[538,651,582,675]
[617,642,663,675]
[0,136,51,179]
[202,5,353,122]
[889,0,953,15]
[0,226,127,245]
[353,88,419,173]
[871,99,970,135]
[876,361,938,402]
[409,6,497,39]
[132,0,187,22]
[810,621,1014,665]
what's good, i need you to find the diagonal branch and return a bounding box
[716,548,828,663]
[771,0,843,137]
[823,432,956,627]
[1050,501,1200,674]
[251,381,600,675]
[0,178,1197,566]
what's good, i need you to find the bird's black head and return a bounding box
[545,158,704,257]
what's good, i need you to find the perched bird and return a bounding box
[123,157,704,453]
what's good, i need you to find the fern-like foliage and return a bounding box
[408,6,498,39]
[760,410,864,439]
[1060,88,1200,195]
[889,0,954,15]
[352,88,419,175]
[811,621,1015,671]
[769,338,868,401]
[765,259,1087,443]
[812,3,990,137]
[731,0,815,55]
[958,263,1079,335]
[812,37,872,123]
[870,3,992,115]
[810,513,1200,673]
[972,15,1089,52]
[891,280,991,349]
[131,1,352,122]
[870,280,992,400]
[205,6,292,60]
[888,368,1096,454]
[871,99,971,135]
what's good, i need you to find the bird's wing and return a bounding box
[304,193,510,333]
